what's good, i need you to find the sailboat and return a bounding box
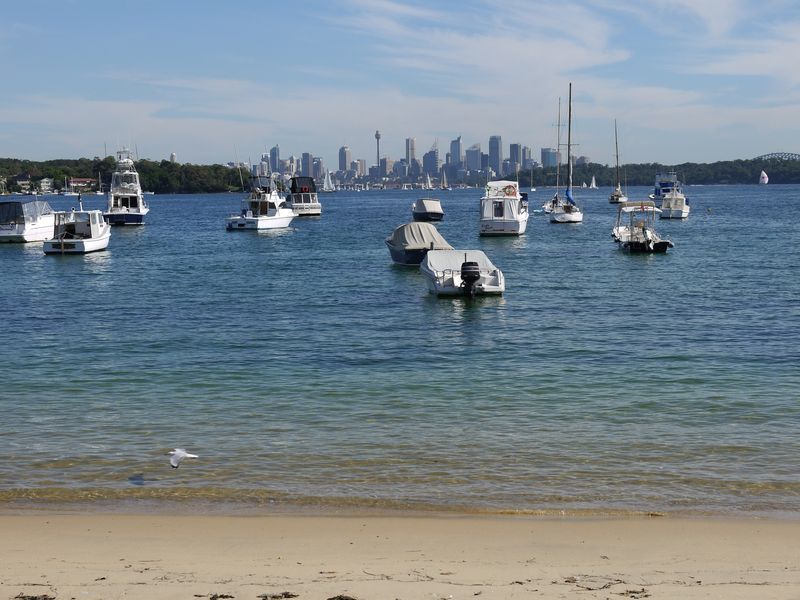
[440,170,450,191]
[530,165,536,192]
[550,83,584,224]
[424,173,433,190]
[608,119,628,204]
[589,175,597,189]
[759,170,769,185]
[321,170,335,193]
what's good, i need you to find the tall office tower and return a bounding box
[422,147,440,175]
[465,143,482,171]
[509,143,522,174]
[541,147,559,168]
[339,146,351,172]
[355,159,367,177]
[375,130,381,167]
[449,135,463,168]
[405,137,416,164]
[301,152,313,177]
[489,135,502,176]
[313,158,324,180]
[522,145,532,167]
[269,145,280,173]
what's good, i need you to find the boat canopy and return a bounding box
[413,198,443,213]
[0,199,54,224]
[290,176,317,194]
[423,249,497,273]
[619,200,661,213]
[483,180,520,198]
[387,222,452,250]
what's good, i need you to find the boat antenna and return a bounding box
[234,146,245,192]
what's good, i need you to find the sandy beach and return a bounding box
[1,513,799,599]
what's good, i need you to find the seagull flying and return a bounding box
[168,448,198,468]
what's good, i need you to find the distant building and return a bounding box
[269,145,280,173]
[509,143,522,175]
[38,177,54,193]
[379,157,393,177]
[405,137,416,164]
[465,143,482,171]
[338,146,351,172]
[170,152,177,163]
[313,158,325,180]
[301,153,313,177]
[449,135,463,169]
[355,159,367,177]
[541,147,560,168]
[576,155,590,166]
[280,158,296,176]
[422,147,440,176]
[489,136,502,176]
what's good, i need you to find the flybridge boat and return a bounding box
[420,249,505,297]
[105,148,149,225]
[0,198,56,242]
[659,189,690,219]
[285,176,322,216]
[479,180,528,235]
[411,197,444,222]
[612,201,673,253]
[226,174,294,231]
[385,221,453,265]
[43,196,111,254]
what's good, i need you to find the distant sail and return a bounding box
[589,175,597,189]
[759,170,769,185]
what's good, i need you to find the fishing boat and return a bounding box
[104,148,149,225]
[659,189,690,219]
[0,197,56,242]
[226,173,294,231]
[479,180,528,235]
[608,119,628,204]
[286,176,322,216]
[612,201,673,253]
[43,196,111,254]
[759,170,769,184]
[419,249,505,296]
[412,197,444,222]
[385,222,452,265]
[550,83,584,224]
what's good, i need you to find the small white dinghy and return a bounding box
[420,249,505,297]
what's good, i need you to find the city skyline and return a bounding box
[2,1,800,169]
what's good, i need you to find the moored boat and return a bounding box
[104,148,149,225]
[659,189,690,219]
[385,222,453,265]
[412,197,444,222]
[612,200,673,253]
[479,180,528,235]
[286,176,322,216]
[226,174,294,231]
[549,84,583,223]
[608,119,628,204]
[43,198,111,254]
[420,249,505,296]
[0,198,56,242]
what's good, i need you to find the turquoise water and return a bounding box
[1,185,798,516]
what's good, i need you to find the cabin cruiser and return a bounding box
[659,189,690,219]
[649,171,682,200]
[479,181,528,235]
[226,174,294,230]
[411,197,444,222]
[612,201,673,253]
[420,249,505,296]
[43,198,111,254]
[105,148,149,225]
[285,176,322,216]
[0,198,56,242]
[385,222,453,265]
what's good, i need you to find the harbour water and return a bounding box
[1,185,798,516]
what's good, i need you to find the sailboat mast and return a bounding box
[567,82,573,193]
[555,97,562,192]
[614,119,620,188]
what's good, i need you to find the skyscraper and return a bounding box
[509,143,522,174]
[375,130,381,167]
[269,145,280,173]
[422,146,440,176]
[405,137,416,164]
[465,143,482,171]
[338,146,351,172]
[489,135,502,176]
[541,147,560,168]
[449,135,463,168]
[301,152,313,177]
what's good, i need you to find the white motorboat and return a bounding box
[226,174,294,231]
[420,249,505,296]
[479,180,528,235]
[412,197,444,222]
[609,119,628,204]
[649,171,684,201]
[612,201,673,253]
[286,176,322,216]
[385,222,453,265]
[0,198,56,242]
[659,189,690,219]
[43,199,111,254]
[104,148,149,225]
[549,85,583,223]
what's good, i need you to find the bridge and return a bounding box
[754,152,800,161]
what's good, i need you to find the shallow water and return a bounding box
[1,185,798,516]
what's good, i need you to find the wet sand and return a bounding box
[1,513,799,599]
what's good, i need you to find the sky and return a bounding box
[2,0,799,168]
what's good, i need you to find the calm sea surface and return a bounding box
[1,185,798,516]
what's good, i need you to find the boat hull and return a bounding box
[104,210,148,225]
[386,243,429,266]
[0,219,55,243]
[43,233,110,254]
[479,216,528,236]
[289,203,322,217]
[659,207,690,219]
[620,240,673,253]
[226,214,294,230]
[550,211,583,223]
[412,211,443,222]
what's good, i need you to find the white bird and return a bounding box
[168,448,198,468]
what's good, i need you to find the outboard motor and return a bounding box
[460,258,481,297]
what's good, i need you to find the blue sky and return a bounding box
[2,0,799,168]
